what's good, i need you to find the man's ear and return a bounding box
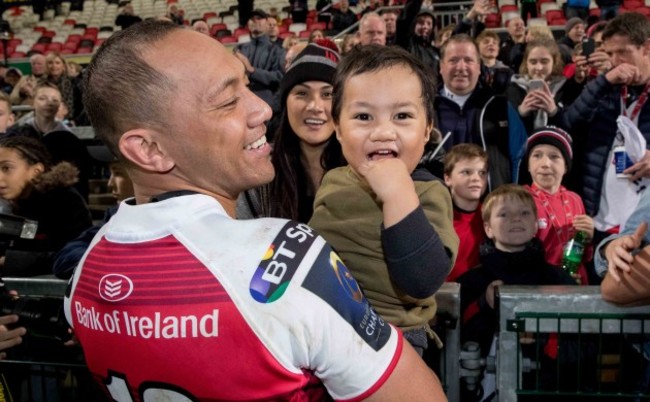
[118,129,175,173]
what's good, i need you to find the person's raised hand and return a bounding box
[606,221,649,282]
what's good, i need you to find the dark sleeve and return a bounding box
[249,45,285,87]
[452,19,484,38]
[47,188,93,251]
[381,206,450,298]
[559,75,614,131]
[395,0,421,48]
[52,224,101,279]
[457,269,498,355]
[452,18,474,35]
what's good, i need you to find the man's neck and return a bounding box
[133,181,238,218]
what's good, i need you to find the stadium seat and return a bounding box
[500,4,519,13]
[218,36,236,43]
[503,11,520,26]
[637,6,650,15]
[76,46,93,53]
[63,41,78,50]
[215,29,232,38]
[540,2,560,15]
[61,48,75,54]
[233,27,249,38]
[528,18,548,26]
[298,30,311,38]
[9,51,26,58]
[549,17,566,26]
[203,11,218,19]
[289,22,306,34]
[545,9,563,22]
[237,33,250,43]
[308,21,326,30]
[589,7,601,16]
[31,43,47,53]
[47,42,63,51]
[279,31,295,39]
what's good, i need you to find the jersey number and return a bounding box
[105,373,196,402]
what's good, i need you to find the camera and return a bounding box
[0,293,71,343]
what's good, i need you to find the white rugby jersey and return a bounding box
[65,193,401,402]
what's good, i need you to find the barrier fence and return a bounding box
[497,286,650,402]
[5,279,650,402]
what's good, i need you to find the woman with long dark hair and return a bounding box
[239,41,345,222]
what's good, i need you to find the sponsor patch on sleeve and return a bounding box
[249,222,318,303]
[301,245,392,351]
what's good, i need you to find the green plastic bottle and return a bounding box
[562,231,586,275]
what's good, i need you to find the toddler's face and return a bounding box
[484,196,537,252]
[444,157,487,205]
[334,65,432,175]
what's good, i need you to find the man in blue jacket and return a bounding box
[560,12,650,245]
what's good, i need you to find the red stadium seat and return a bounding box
[42,30,56,38]
[299,30,311,38]
[85,27,99,37]
[47,42,63,52]
[624,0,642,7]
[203,12,217,19]
[501,5,519,13]
[279,31,295,39]
[308,21,326,30]
[31,43,47,53]
[61,48,75,54]
[64,19,76,26]
[550,17,567,26]
[233,27,249,39]
[76,47,93,54]
[9,51,26,58]
[67,34,82,43]
[278,24,289,33]
[64,41,78,51]
[589,7,601,17]
[545,9,563,23]
[637,6,650,15]
[218,36,237,43]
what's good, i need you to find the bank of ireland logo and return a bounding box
[98,274,134,302]
[329,252,363,303]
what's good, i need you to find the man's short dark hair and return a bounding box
[440,33,479,61]
[83,19,180,159]
[602,12,650,47]
[332,44,436,127]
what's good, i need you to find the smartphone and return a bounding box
[582,38,596,58]
[528,79,545,91]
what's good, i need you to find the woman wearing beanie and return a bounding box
[238,41,345,222]
[524,126,594,284]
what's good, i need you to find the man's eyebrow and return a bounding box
[205,76,239,104]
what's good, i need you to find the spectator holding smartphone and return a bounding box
[506,39,586,133]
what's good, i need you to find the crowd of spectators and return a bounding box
[0,0,649,400]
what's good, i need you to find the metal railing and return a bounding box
[435,282,462,402]
[497,286,650,402]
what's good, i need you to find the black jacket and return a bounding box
[4,162,92,276]
[457,239,576,356]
